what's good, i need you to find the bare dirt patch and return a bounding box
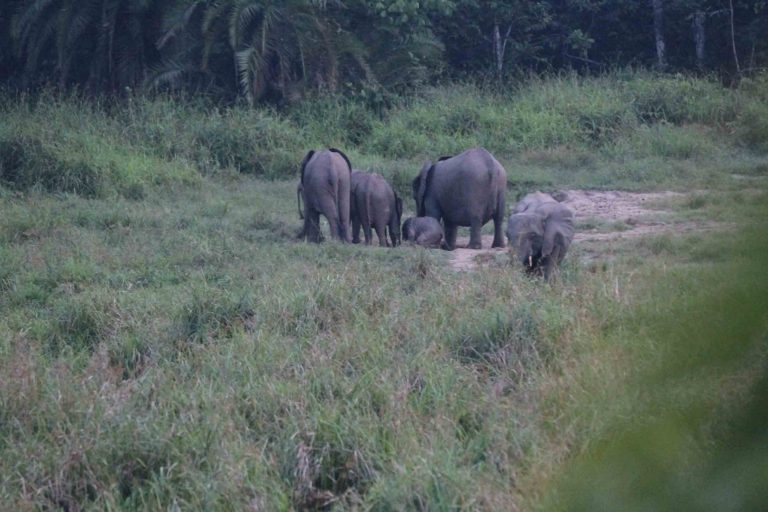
[447,189,722,271]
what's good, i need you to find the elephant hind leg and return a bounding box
[305,209,322,243]
[322,205,343,241]
[492,215,506,248]
[468,218,483,250]
[442,222,458,251]
[374,222,388,247]
[362,222,373,245]
[352,216,362,244]
[492,192,506,248]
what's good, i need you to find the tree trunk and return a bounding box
[652,0,666,69]
[492,23,512,81]
[728,0,741,74]
[493,23,503,79]
[692,10,705,69]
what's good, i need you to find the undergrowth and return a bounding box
[0,72,767,509]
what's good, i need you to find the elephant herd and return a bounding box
[296,147,575,278]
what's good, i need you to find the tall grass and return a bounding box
[3,71,767,197]
[0,72,767,509]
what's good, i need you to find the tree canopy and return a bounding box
[2,0,766,101]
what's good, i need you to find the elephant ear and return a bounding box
[414,162,434,216]
[541,205,575,258]
[329,148,352,173]
[300,150,315,183]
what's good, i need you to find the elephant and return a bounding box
[512,191,557,214]
[401,216,444,248]
[297,148,352,243]
[506,192,575,279]
[350,171,403,247]
[411,147,506,251]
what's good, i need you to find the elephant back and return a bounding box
[513,191,558,214]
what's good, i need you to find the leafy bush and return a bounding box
[605,124,718,160]
[624,73,739,125]
[736,101,768,152]
[0,95,199,197]
[0,135,102,196]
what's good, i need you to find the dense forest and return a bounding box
[2,0,767,103]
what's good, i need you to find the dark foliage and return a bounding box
[2,0,767,100]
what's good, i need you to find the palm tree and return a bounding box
[12,0,166,92]
[150,0,371,103]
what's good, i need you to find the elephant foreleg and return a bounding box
[543,245,563,281]
[442,222,458,251]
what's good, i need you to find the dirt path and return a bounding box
[448,189,719,271]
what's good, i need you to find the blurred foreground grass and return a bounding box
[543,214,768,511]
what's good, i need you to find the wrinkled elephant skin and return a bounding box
[412,147,506,251]
[297,148,352,243]
[506,192,575,279]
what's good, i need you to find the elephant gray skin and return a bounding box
[350,171,403,247]
[411,147,506,251]
[295,182,324,241]
[298,148,352,243]
[401,216,444,248]
[512,191,557,214]
[506,192,575,280]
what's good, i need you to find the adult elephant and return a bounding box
[411,147,506,250]
[298,148,352,243]
[506,192,575,280]
[350,171,402,247]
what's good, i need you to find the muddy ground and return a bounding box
[449,189,722,271]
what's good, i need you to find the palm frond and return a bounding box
[157,2,203,49]
[144,59,189,89]
[229,1,262,48]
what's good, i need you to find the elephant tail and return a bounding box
[365,188,372,231]
[297,185,304,220]
[332,172,346,240]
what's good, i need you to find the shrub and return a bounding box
[0,96,200,197]
[0,135,102,196]
[736,102,768,153]
[623,73,739,125]
[190,108,303,178]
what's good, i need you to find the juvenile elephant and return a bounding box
[401,217,443,248]
[350,171,403,247]
[298,148,352,243]
[412,147,506,251]
[506,192,575,279]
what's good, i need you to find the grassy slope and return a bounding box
[1,73,767,510]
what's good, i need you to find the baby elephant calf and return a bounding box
[351,171,403,247]
[506,192,574,280]
[401,217,443,248]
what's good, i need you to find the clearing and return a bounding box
[449,189,722,271]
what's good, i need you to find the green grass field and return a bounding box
[1,72,767,510]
